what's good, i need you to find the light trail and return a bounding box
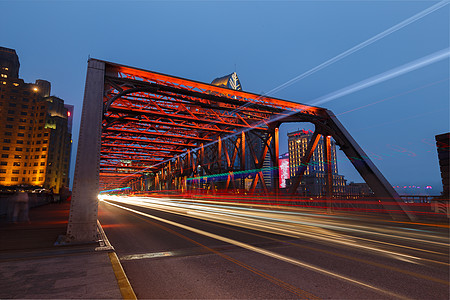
[100,196,449,262]
[310,47,450,106]
[336,77,449,116]
[102,199,413,299]
[352,109,444,133]
[99,187,131,194]
[266,0,450,97]
[225,0,449,112]
[189,217,450,285]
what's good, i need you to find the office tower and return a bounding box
[288,129,346,196]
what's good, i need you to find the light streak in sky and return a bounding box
[265,0,450,97]
[218,0,449,114]
[309,48,450,106]
[336,77,449,116]
[102,198,424,298]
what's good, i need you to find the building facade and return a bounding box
[435,132,449,198]
[0,47,72,193]
[288,129,346,197]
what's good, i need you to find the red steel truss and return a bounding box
[67,59,414,243]
[99,61,324,192]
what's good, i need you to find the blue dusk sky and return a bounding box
[1,1,448,194]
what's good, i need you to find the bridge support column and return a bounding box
[66,59,105,243]
[273,127,280,196]
[324,135,333,213]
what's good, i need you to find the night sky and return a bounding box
[1,1,448,194]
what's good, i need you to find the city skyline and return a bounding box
[1,1,448,194]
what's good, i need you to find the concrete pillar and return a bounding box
[66,59,105,243]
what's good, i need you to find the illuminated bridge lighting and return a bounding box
[99,187,131,194]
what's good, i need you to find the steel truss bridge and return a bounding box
[66,59,414,243]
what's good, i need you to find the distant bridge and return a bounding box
[66,59,414,243]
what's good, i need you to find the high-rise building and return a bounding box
[0,47,72,193]
[435,132,449,198]
[211,72,242,91]
[0,47,20,79]
[43,96,72,192]
[288,129,346,197]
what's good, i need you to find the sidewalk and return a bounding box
[0,201,131,299]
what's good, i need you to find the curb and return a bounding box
[108,251,137,300]
[98,221,137,300]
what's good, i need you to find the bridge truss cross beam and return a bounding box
[66,59,415,243]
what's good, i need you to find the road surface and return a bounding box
[98,195,449,299]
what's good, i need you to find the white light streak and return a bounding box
[103,199,411,300]
[101,196,449,261]
[310,48,450,106]
[266,0,450,96]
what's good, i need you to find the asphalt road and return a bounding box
[98,196,449,299]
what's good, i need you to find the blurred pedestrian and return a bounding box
[12,189,29,223]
